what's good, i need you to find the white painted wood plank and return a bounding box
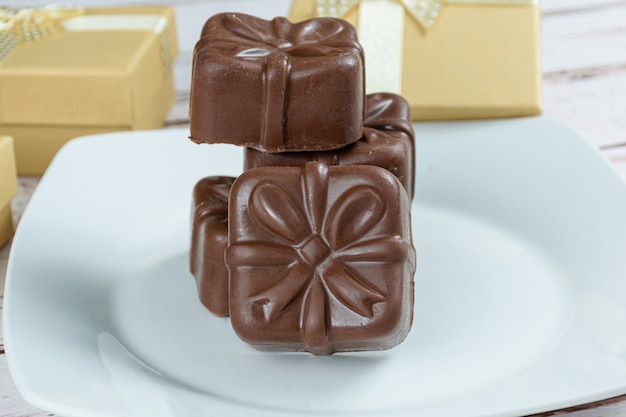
[605,147,626,182]
[0,177,39,298]
[542,0,626,14]
[531,396,626,416]
[0,248,9,300]
[10,178,39,229]
[542,5,626,73]
[543,71,626,148]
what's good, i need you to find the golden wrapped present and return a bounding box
[0,6,179,174]
[289,0,541,121]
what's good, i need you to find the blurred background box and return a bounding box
[0,6,179,175]
[290,0,542,121]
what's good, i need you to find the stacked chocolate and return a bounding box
[189,13,416,355]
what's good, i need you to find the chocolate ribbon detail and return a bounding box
[196,14,363,150]
[193,176,234,221]
[227,162,414,355]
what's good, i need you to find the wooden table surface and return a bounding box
[1,0,626,416]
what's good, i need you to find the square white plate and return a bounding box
[5,117,626,417]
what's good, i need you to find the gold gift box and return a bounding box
[289,0,541,121]
[0,136,18,247]
[0,6,179,175]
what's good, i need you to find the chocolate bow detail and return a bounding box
[193,176,234,221]
[0,5,84,60]
[363,92,415,198]
[195,13,364,152]
[196,13,363,58]
[364,92,414,138]
[227,162,415,355]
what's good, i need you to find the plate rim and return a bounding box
[5,117,626,417]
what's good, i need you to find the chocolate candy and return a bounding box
[189,13,365,153]
[244,93,415,199]
[226,162,415,355]
[190,176,235,317]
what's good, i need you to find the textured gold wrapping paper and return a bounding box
[0,6,179,174]
[289,0,542,121]
[0,136,17,247]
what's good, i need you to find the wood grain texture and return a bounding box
[0,177,40,298]
[531,395,626,416]
[542,0,626,148]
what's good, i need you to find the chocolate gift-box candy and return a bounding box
[190,176,235,317]
[244,92,415,199]
[189,13,365,153]
[226,161,416,355]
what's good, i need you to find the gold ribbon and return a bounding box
[0,6,173,75]
[316,0,538,30]
[0,5,84,60]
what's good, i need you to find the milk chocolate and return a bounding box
[190,176,235,317]
[244,93,415,199]
[226,162,415,355]
[189,13,365,153]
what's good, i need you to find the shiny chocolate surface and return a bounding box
[226,161,415,355]
[244,93,415,199]
[190,176,235,317]
[189,13,365,152]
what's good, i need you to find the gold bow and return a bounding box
[316,0,537,30]
[0,5,84,60]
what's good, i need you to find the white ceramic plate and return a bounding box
[5,118,626,417]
